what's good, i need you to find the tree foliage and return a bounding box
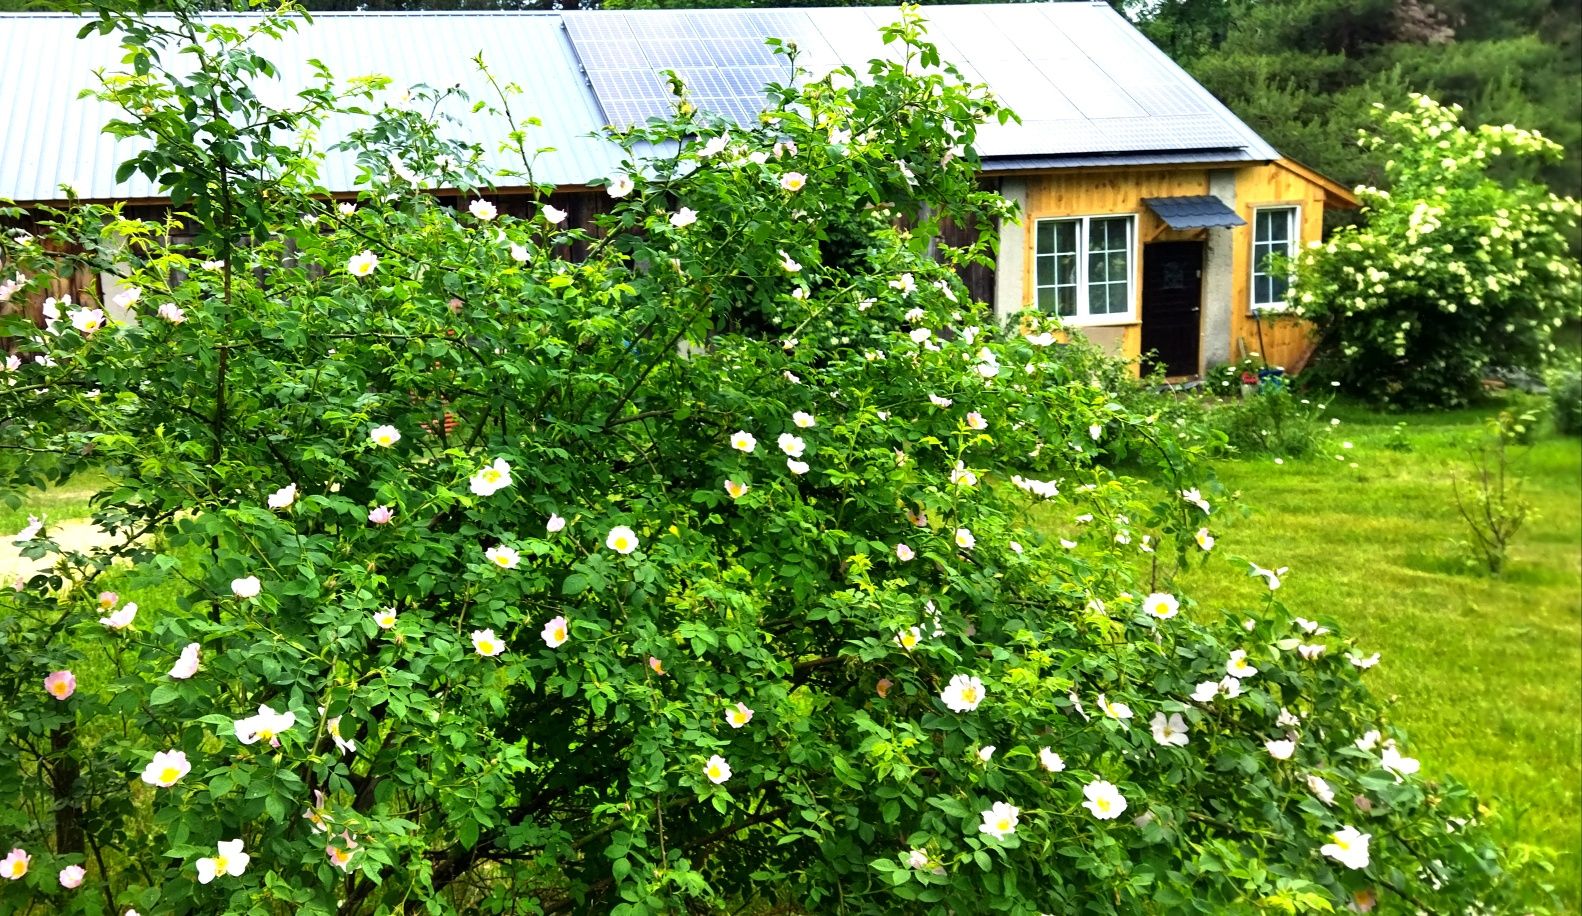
[1133,0,1582,202]
[0,3,1554,914]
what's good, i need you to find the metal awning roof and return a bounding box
[1142,195,1247,229]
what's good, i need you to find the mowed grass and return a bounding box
[0,469,106,535]
[1174,401,1582,905]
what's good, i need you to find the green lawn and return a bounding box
[0,469,105,535]
[1174,402,1582,906]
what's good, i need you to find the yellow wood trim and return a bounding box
[1273,159,1359,209]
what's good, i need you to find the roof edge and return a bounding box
[1275,158,1360,209]
[979,149,1266,172]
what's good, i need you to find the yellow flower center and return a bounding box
[49,684,67,698]
[552,626,565,642]
[996,818,1012,832]
[482,470,500,483]
[259,728,275,740]
[614,537,630,551]
[159,766,180,784]
[708,765,722,779]
[213,854,229,873]
[961,688,978,704]
[1096,798,1112,812]
[478,640,495,655]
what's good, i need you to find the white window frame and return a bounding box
[1250,205,1300,313]
[1032,214,1137,325]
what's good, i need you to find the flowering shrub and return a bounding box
[0,6,1550,914]
[1547,360,1582,436]
[1291,94,1582,409]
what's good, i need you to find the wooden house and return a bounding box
[0,2,1355,376]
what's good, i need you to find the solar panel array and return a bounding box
[563,12,807,129]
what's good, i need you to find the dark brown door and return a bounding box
[1140,241,1203,377]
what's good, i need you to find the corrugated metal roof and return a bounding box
[0,11,623,203]
[0,4,1281,204]
[980,150,1257,171]
[1142,195,1247,228]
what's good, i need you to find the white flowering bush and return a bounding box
[0,6,1550,914]
[1291,94,1582,408]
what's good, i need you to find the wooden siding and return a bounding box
[1012,162,1331,374]
[1018,168,1211,363]
[1228,165,1327,372]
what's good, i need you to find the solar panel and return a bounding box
[563,11,806,129]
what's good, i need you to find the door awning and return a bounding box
[1142,196,1247,230]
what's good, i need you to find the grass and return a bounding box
[0,469,107,535]
[1174,399,1582,906]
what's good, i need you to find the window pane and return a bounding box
[1101,282,1126,314]
[1085,217,1131,317]
[1056,253,1077,286]
[1089,217,1114,251]
[1255,207,1296,245]
[1252,243,1271,278]
[1056,285,1076,317]
[1272,208,1292,242]
[1055,221,1077,255]
[1252,208,1297,306]
[1036,221,1080,313]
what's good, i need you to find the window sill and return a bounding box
[1058,315,1140,328]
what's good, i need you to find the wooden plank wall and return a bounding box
[0,212,102,337]
[935,212,997,306]
[1015,163,1329,375]
[1228,165,1327,373]
[1020,168,1212,364]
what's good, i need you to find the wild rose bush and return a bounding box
[1291,94,1582,409]
[0,5,1545,914]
